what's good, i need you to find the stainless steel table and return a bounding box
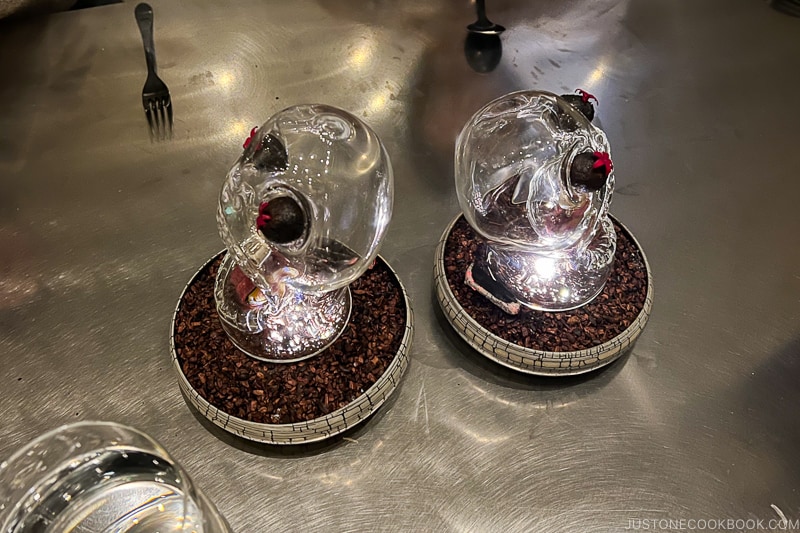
[1,1,799,531]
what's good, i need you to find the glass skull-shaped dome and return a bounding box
[215,104,393,361]
[455,90,617,311]
[218,104,393,295]
[456,90,613,251]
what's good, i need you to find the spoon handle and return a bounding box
[475,0,488,23]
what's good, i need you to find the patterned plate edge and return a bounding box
[169,251,414,445]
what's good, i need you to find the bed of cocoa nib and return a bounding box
[173,256,406,425]
[444,216,648,352]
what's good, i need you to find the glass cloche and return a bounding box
[455,90,616,312]
[215,104,393,362]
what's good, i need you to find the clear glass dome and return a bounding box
[215,104,393,361]
[455,90,616,311]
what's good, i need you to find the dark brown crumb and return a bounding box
[444,216,648,352]
[174,256,406,425]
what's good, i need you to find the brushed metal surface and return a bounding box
[1,1,799,531]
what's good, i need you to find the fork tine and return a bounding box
[144,100,155,141]
[142,95,172,141]
[165,98,173,138]
[159,99,166,140]
[157,98,167,140]
[150,100,160,140]
[150,99,159,139]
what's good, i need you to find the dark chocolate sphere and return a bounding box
[257,196,307,244]
[560,94,595,122]
[253,133,288,172]
[569,152,609,191]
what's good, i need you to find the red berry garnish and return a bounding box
[592,151,613,175]
[576,89,598,104]
[242,127,258,149]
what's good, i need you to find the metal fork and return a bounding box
[135,2,172,140]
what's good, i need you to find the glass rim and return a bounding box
[0,420,171,471]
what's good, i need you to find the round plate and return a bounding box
[170,252,413,445]
[434,215,653,376]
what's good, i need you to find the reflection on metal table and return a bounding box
[1,0,799,531]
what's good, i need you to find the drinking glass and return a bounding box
[0,421,231,533]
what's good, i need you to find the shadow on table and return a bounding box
[0,12,98,177]
[723,334,800,488]
[181,379,406,458]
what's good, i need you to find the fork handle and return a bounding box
[135,3,157,75]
